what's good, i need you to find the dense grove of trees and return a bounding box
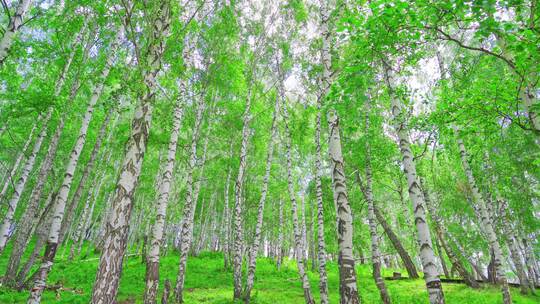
[0,0,538,303]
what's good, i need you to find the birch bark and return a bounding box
[0,0,33,63]
[91,3,170,302]
[0,110,51,253]
[244,94,280,303]
[232,80,254,300]
[283,100,315,304]
[364,98,391,303]
[144,93,185,304]
[58,108,114,245]
[28,32,121,304]
[384,65,444,304]
[455,132,511,304]
[173,96,206,303]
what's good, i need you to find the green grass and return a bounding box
[0,250,538,303]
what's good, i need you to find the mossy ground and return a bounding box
[0,249,538,303]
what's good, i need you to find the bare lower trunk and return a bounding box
[0,109,51,253]
[456,133,511,304]
[244,94,279,303]
[232,88,253,300]
[364,99,391,304]
[276,198,284,270]
[173,96,206,303]
[15,191,55,289]
[144,91,185,304]
[58,108,114,245]
[420,179,479,288]
[326,110,361,304]
[0,116,41,201]
[384,66,444,304]
[222,166,232,269]
[373,205,418,279]
[498,198,533,295]
[283,100,315,304]
[91,5,170,302]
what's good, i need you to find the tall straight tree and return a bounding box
[244,92,280,303]
[383,63,445,304]
[91,1,171,302]
[144,89,185,304]
[28,27,121,304]
[455,131,512,304]
[364,97,391,304]
[231,71,254,301]
[319,0,360,302]
[0,110,50,253]
[173,93,206,303]
[282,91,315,304]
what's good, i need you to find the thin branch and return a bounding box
[425,25,524,81]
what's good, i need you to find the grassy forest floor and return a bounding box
[0,250,539,303]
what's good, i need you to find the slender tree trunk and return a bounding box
[282,101,315,304]
[232,83,253,300]
[498,198,532,295]
[0,110,51,253]
[144,91,185,304]
[91,5,170,302]
[0,115,41,201]
[28,33,120,304]
[244,94,280,303]
[70,169,102,260]
[434,233,450,278]
[326,109,361,304]
[15,191,55,290]
[173,96,206,303]
[314,102,329,304]
[522,238,539,287]
[276,198,284,270]
[373,205,419,279]
[0,0,33,64]
[364,98,391,304]
[384,65,444,304]
[58,108,114,245]
[455,132,512,304]
[420,179,479,288]
[222,165,232,269]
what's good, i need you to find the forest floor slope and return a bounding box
[0,251,538,303]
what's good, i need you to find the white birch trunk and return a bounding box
[144,94,185,304]
[455,132,512,304]
[222,165,232,269]
[58,108,114,245]
[91,3,170,302]
[232,85,253,300]
[173,96,206,303]
[0,0,33,63]
[28,32,121,304]
[384,66,444,304]
[0,110,51,253]
[364,98,391,303]
[0,115,41,201]
[244,94,280,303]
[283,101,315,304]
